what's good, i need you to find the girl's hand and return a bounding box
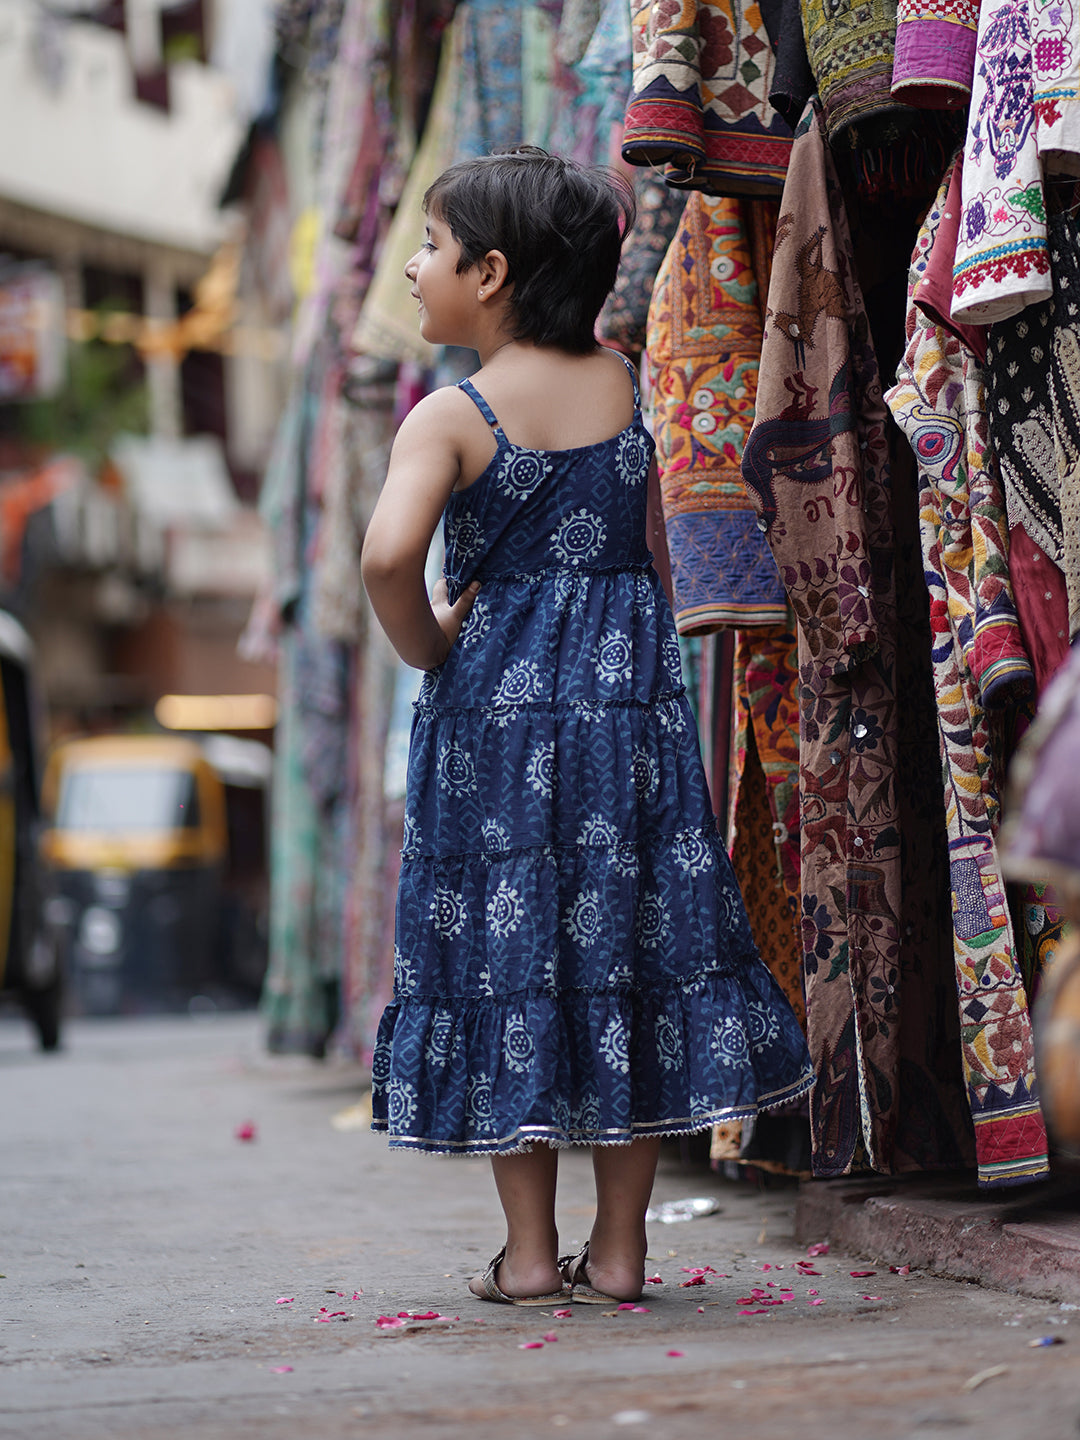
[430,577,481,663]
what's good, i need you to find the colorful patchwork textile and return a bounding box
[886,182,1048,1188]
[952,0,1051,325]
[622,0,793,197]
[648,192,786,632]
[891,0,979,109]
[799,0,902,139]
[1030,0,1080,171]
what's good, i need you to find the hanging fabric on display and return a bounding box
[891,0,979,110]
[886,172,1050,1188]
[647,193,787,632]
[798,0,903,139]
[952,0,1051,324]
[742,100,976,1178]
[622,0,794,196]
[598,172,687,356]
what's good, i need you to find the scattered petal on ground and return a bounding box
[862,1295,881,1301]
[890,1265,911,1275]
[807,1290,819,1296]
[963,1364,1009,1392]
[374,1315,406,1330]
[275,1298,294,1305]
[234,1121,257,1142]
[679,1275,707,1288]
[617,1303,638,1311]
[552,1308,573,1318]
[519,1341,545,1349]
[351,1291,363,1300]
[542,1332,558,1342]
[630,1305,650,1313]
[644,1275,664,1285]
[809,1298,825,1306]
[697,1307,705,1313]
[666,1350,684,1357]
[270,1366,293,1373]
[806,1242,829,1257]
[738,1309,771,1316]
[850,1271,876,1278]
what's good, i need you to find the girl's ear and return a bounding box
[476,249,511,300]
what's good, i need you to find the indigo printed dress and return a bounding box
[370,364,815,1153]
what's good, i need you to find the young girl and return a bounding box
[361,147,813,1307]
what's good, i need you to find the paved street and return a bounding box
[2,1012,1078,1440]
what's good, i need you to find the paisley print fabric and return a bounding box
[370,363,815,1153]
[647,192,786,632]
[886,184,1049,1188]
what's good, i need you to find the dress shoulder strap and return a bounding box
[611,350,642,414]
[457,377,504,435]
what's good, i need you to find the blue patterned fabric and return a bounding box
[370,364,814,1153]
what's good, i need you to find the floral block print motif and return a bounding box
[647,192,786,632]
[622,0,793,197]
[952,0,1051,324]
[742,101,904,1178]
[886,178,1048,1188]
[1030,0,1080,170]
[891,0,980,109]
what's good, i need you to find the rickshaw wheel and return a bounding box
[23,971,62,1051]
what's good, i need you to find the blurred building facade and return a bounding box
[0,0,282,735]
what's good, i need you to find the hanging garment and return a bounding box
[1030,0,1080,171]
[912,157,989,361]
[1047,208,1080,640]
[886,178,1049,1187]
[647,193,786,632]
[598,172,687,356]
[891,0,980,110]
[370,365,814,1152]
[742,101,975,1178]
[759,0,815,128]
[729,622,805,1028]
[622,0,793,197]
[551,0,635,165]
[799,0,903,139]
[952,0,1051,324]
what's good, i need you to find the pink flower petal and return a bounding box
[738,1308,770,1316]
[409,1311,440,1320]
[850,1271,876,1278]
[862,1295,881,1301]
[617,1302,638,1311]
[519,1341,545,1349]
[809,1298,825,1306]
[234,1121,257,1142]
[643,1275,664,1285]
[760,1263,772,1271]
[275,1297,294,1305]
[679,1275,707,1288]
[890,1265,911,1275]
[552,1308,573,1318]
[270,1365,293,1373]
[351,1290,363,1299]
[542,1332,558,1342]
[697,1307,705,1313]
[807,1242,829,1257]
[374,1315,406,1329]
[807,1289,819,1296]
[667,1349,685,1357]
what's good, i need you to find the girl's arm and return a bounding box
[361,391,480,670]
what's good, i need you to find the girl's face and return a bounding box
[405,214,479,345]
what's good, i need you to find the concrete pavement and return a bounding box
[2,1012,1078,1440]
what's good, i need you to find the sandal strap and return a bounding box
[480,1246,511,1303]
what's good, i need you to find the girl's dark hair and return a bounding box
[423,146,635,354]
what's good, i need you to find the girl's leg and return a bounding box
[585,1137,661,1301]
[467,1145,563,1299]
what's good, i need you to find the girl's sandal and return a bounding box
[559,1241,637,1305]
[470,1247,568,1307]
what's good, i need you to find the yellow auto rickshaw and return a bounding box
[41,734,236,1014]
